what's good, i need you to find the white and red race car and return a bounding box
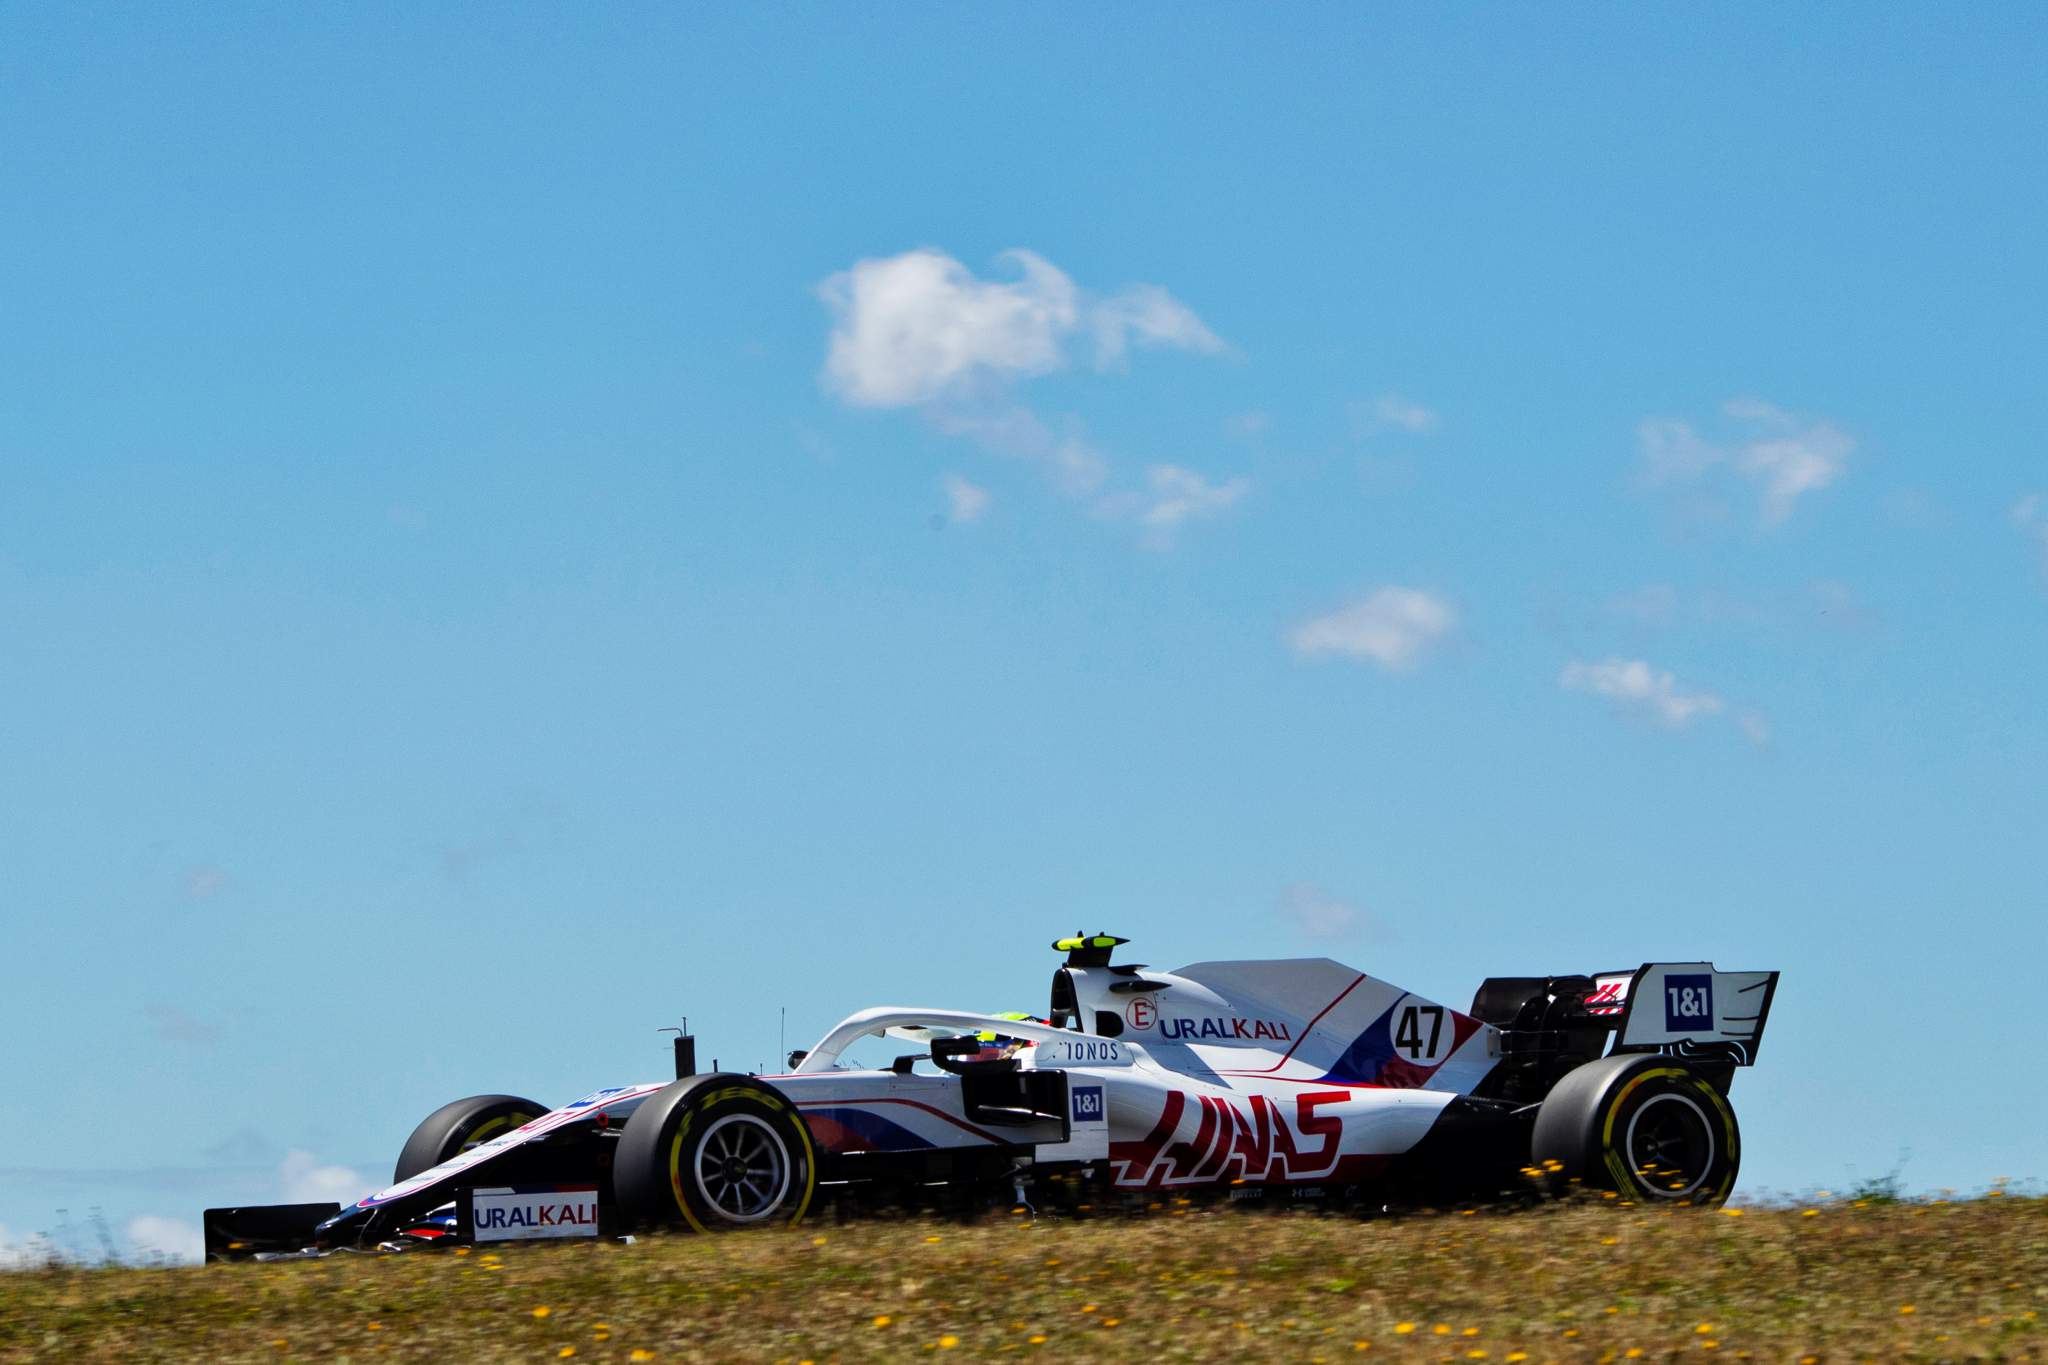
[203,935,1777,1257]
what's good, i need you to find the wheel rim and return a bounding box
[692,1113,792,1223]
[1624,1091,1716,1199]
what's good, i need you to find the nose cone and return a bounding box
[313,1201,374,1250]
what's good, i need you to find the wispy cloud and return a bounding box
[942,474,991,525]
[0,1224,48,1270]
[1559,657,1756,737]
[1602,580,1876,635]
[126,1215,203,1265]
[184,866,228,900]
[1100,464,1250,549]
[1288,588,1456,671]
[1351,392,1439,436]
[818,248,1243,543]
[2013,493,2048,575]
[929,404,1108,495]
[279,1151,370,1206]
[1276,883,1375,942]
[1638,397,1853,526]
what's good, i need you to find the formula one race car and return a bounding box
[203,936,1778,1258]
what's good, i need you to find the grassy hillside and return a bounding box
[4,1198,2042,1362]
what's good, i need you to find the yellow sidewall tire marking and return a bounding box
[1600,1067,1734,1202]
[662,1086,817,1231]
[786,1107,816,1227]
[462,1114,528,1150]
[666,1122,712,1235]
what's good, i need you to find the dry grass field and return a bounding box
[3,1197,2042,1362]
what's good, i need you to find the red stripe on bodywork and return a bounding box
[1217,974,1369,1075]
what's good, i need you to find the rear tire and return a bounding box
[1532,1055,1739,1206]
[393,1094,547,1184]
[614,1075,816,1232]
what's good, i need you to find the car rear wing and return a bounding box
[1606,962,1780,1067]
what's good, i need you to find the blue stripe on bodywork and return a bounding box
[1320,1002,1403,1084]
[803,1107,938,1152]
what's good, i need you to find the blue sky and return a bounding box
[3,4,2045,1262]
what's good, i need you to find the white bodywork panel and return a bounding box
[774,958,1498,1190]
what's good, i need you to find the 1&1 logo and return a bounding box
[1071,1086,1104,1123]
[1663,974,1714,1031]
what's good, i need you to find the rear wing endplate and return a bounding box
[1611,962,1779,1066]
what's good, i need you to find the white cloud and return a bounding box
[942,474,991,525]
[1637,417,1721,482]
[819,248,1218,409]
[1736,710,1772,746]
[2013,493,2048,574]
[1559,657,1727,728]
[1743,433,1853,528]
[1353,392,1439,436]
[1136,465,1249,528]
[1287,588,1456,671]
[1276,883,1371,941]
[279,1151,370,1206]
[931,405,1109,495]
[184,866,228,899]
[1637,398,1853,526]
[1224,409,1272,438]
[1098,464,1250,548]
[0,1223,49,1269]
[818,249,1240,543]
[1088,282,1224,370]
[1603,579,1873,636]
[126,1215,203,1266]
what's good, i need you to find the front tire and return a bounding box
[1532,1055,1739,1206]
[614,1075,816,1232]
[393,1094,547,1184]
